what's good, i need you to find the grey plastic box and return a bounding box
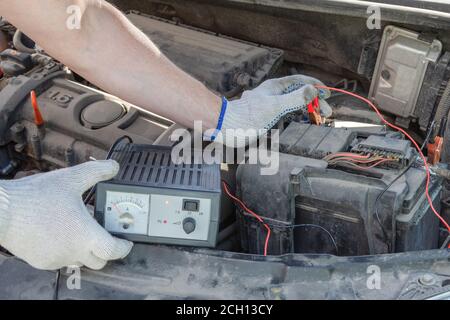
[369,25,442,121]
[95,144,221,247]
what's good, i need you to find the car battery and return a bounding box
[236,124,443,256]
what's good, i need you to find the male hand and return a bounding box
[219,75,331,146]
[0,160,133,270]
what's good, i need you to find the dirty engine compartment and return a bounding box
[0,0,450,300]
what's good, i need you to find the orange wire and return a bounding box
[327,152,371,159]
[329,157,384,164]
[333,158,394,170]
[316,85,450,235]
[366,159,393,168]
[222,182,271,256]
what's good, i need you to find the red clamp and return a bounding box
[427,136,443,165]
[307,97,322,125]
[427,117,447,165]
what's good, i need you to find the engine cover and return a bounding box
[126,12,284,96]
[0,57,176,168]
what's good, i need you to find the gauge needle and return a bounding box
[112,203,124,215]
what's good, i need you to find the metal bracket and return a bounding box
[441,235,450,249]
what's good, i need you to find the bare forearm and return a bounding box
[1,0,221,128]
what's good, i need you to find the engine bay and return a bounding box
[0,8,449,266]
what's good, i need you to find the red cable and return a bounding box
[316,85,450,235]
[222,182,271,256]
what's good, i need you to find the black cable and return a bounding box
[422,119,436,151]
[373,117,437,254]
[239,209,339,256]
[286,223,338,255]
[53,135,133,300]
[83,135,133,204]
[374,161,415,252]
[223,180,339,256]
[53,269,61,300]
[105,135,134,160]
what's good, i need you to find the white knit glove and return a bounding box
[218,75,331,147]
[0,160,133,271]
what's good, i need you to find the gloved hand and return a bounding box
[0,160,133,271]
[217,75,331,147]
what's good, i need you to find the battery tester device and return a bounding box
[95,144,221,247]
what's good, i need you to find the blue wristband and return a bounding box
[209,97,228,141]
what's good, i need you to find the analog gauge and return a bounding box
[104,191,150,235]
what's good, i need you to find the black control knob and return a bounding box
[182,217,196,234]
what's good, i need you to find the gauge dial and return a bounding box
[104,191,150,235]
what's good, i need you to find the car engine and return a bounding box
[0,10,449,261]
